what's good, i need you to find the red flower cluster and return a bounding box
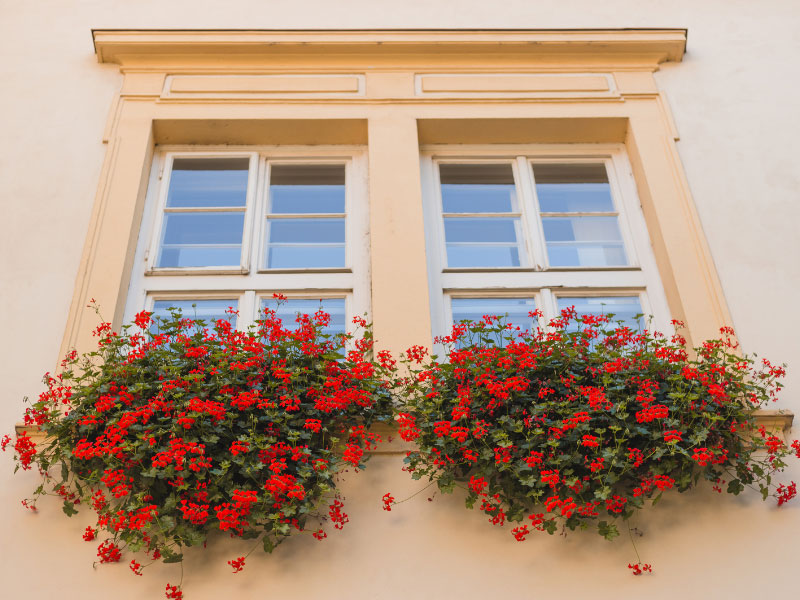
[329,500,349,530]
[4,431,37,470]
[511,525,530,541]
[215,490,259,536]
[635,404,669,423]
[227,556,246,574]
[776,482,797,506]
[129,560,143,576]
[628,563,653,575]
[397,413,420,442]
[96,540,122,563]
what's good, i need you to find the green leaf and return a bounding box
[727,479,745,496]
[263,536,275,553]
[184,529,205,546]
[437,477,455,494]
[161,548,184,563]
[593,485,612,501]
[163,494,178,512]
[597,521,619,541]
[62,501,78,517]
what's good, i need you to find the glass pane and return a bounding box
[541,216,627,267]
[159,246,242,268]
[157,212,244,267]
[534,163,614,213]
[265,218,345,268]
[270,164,346,214]
[452,297,537,332]
[446,244,520,268]
[444,217,522,267]
[444,218,519,243]
[268,218,344,244]
[167,158,249,208]
[150,299,238,332]
[261,298,346,336]
[451,297,537,347]
[557,296,643,331]
[440,163,517,213]
[267,245,345,268]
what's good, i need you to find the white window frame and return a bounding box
[124,145,371,331]
[421,144,673,342]
[146,151,259,275]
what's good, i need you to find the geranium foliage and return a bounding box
[394,308,799,544]
[2,298,394,596]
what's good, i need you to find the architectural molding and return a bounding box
[93,29,686,70]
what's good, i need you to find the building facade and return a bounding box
[1,2,798,598]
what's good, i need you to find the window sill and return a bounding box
[255,267,352,274]
[146,267,249,276]
[442,266,643,273]
[19,410,794,452]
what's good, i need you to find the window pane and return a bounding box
[268,218,344,243]
[534,163,614,213]
[157,212,244,267]
[267,245,346,268]
[444,218,519,243]
[265,218,345,268]
[452,297,537,331]
[270,164,346,214]
[167,158,249,208]
[261,297,346,336]
[541,216,627,266]
[446,244,520,268]
[444,217,523,267]
[150,299,238,331]
[440,163,517,213]
[557,296,643,331]
[451,297,537,347]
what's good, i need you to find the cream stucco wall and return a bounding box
[1,2,798,598]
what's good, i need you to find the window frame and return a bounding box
[146,151,259,275]
[124,145,371,332]
[421,143,673,342]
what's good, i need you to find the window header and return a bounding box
[92,29,686,67]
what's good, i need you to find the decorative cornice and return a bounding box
[92,29,686,68]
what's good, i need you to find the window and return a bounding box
[124,147,370,333]
[422,145,673,342]
[73,29,730,366]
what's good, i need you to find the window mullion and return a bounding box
[539,287,558,330]
[248,155,268,273]
[240,290,257,330]
[516,155,547,270]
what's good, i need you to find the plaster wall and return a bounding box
[1,1,798,598]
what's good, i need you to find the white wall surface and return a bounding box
[1,1,798,598]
